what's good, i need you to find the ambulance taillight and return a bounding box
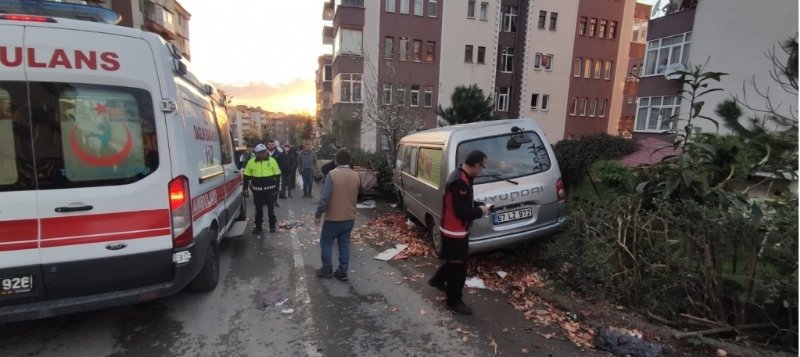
[168,176,193,248]
[0,14,56,23]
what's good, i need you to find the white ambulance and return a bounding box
[0,5,244,323]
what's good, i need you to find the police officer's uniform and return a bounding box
[244,144,282,233]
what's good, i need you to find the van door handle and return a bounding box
[55,205,93,213]
[233,170,240,174]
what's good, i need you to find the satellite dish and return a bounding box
[663,63,687,80]
[651,0,662,17]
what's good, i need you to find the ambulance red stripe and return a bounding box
[40,209,170,240]
[0,219,38,242]
[0,242,37,252]
[40,228,172,248]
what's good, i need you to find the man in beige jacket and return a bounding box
[314,149,361,281]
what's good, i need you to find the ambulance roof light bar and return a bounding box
[0,0,121,25]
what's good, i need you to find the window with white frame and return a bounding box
[574,57,582,77]
[384,36,394,59]
[644,32,691,76]
[589,18,597,37]
[542,54,552,70]
[496,87,510,112]
[503,6,518,32]
[589,98,597,117]
[578,17,587,36]
[428,0,437,17]
[530,93,539,109]
[598,19,607,38]
[534,53,542,70]
[386,0,395,12]
[397,86,406,105]
[594,60,602,79]
[600,99,607,117]
[501,47,514,72]
[477,46,485,64]
[608,21,617,40]
[579,97,587,116]
[464,45,473,62]
[549,12,558,30]
[479,2,488,21]
[424,86,433,107]
[604,60,612,79]
[410,85,420,107]
[537,11,546,29]
[324,64,332,81]
[541,94,549,111]
[570,97,577,115]
[412,39,422,61]
[467,0,475,18]
[635,96,681,131]
[584,58,592,78]
[414,0,423,16]
[400,0,409,14]
[334,28,363,57]
[399,37,409,60]
[426,41,435,62]
[333,73,363,103]
[383,84,392,105]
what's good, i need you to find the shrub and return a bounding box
[553,134,638,192]
[592,160,633,190]
[350,150,393,194]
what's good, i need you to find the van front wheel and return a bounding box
[427,217,443,258]
[188,242,220,292]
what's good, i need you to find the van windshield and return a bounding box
[456,131,551,185]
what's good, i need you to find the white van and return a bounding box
[0,6,244,323]
[394,119,566,255]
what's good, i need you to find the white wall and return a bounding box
[438,0,500,124]
[687,0,798,134]
[518,0,578,143]
[360,1,380,152]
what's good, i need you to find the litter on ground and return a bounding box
[374,243,409,261]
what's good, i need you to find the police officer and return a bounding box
[243,143,282,234]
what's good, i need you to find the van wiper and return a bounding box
[479,174,519,185]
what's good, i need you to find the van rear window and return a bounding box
[456,131,552,185]
[0,81,158,191]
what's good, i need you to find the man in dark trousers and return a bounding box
[281,143,297,198]
[243,143,282,234]
[298,145,317,198]
[428,150,489,315]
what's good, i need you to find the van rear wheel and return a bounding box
[427,217,443,258]
[235,196,247,221]
[188,242,219,292]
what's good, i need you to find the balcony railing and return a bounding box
[652,0,697,19]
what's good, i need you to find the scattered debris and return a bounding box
[594,327,663,357]
[280,309,294,314]
[374,243,409,261]
[356,200,377,209]
[465,276,487,289]
[394,254,409,260]
[406,219,417,227]
[488,336,498,354]
[280,220,304,230]
[496,271,508,279]
[390,203,397,208]
[275,298,289,307]
[715,349,728,356]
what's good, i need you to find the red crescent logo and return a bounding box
[70,125,134,167]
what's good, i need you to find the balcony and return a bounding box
[651,0,698,19]
[322,26,334,45]
[335,0,364,8]
[322,1,334,20]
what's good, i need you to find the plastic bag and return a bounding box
[296,174,303,188]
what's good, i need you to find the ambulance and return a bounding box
[0,4,244,323]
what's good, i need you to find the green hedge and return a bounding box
[553,134,639,192]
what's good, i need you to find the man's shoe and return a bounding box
[316,268,333,278]
[333,271,348,282]
[252,226,263,234]
[269,226,276,233]
[447,302,473,315]
[428,278,446,292]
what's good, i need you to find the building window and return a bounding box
[570,97,577,115]
[333,73,363,103]
[397,86,406,105]
[464,45,473,62]
[573,57,582,77]
[496,87,510,112]
[594,60,602,79]
[400,0,409,14]
[600,99,608,117]
[530,93,538,109]
[477,46,486,64]
[578,16,587,36]
[503,6,518,32]
[635,96,681,131]
[627,95,635,104]
[410,85,420,107]
[537,10,546,29]
[583,58,592,78]
[386,0,395,12]
[384,36,394,59]
[428,0,437,17]
[541,94,549,111]
[604,60,613,79]
[501,47,514,72]
[534,53,542,69]
[598,19,607,39]
[549,12,558,30]
[589,98,597,117]
[424,86,434,107]
[608,21,617,40]
[426,41,435,62]
[383,84,392,105]
[412,39,422,61]
[399,37,409,60]
[480,2,488,21]
[414,0,423,16]
[631,64,639,77]
[334,28,363,57]
[579,97,587,116]
[324,64,332,81]
[542,54,553,70]
[589,18,597,37]
[644,32,691,76]
[467,0,475,18]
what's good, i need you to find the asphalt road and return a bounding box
[0,193,603,357]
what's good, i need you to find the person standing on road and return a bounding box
[298,145,317,198]
[281,143,297,198]
[243,143,282,234]
[428,150,489,315]
[314,149,362,282]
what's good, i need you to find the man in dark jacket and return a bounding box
[281,143,297,198]
[427,150,489,315]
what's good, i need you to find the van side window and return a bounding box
[409,147,419,176]
[416,147,442,187]
[403,146,412,173]
[212,102,234,165]
[0,84,34,191]
[181,99,223,178]
[22,83,159,189]
[396,144,405,169]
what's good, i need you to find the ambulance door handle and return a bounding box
[55,205,94,213]
[233,170,240,174]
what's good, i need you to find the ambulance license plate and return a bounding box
[493,207,533,224]
[1,275,33,296]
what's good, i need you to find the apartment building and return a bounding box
[316,55,334,136]
[617,2,651,136]
[227,106,270,147]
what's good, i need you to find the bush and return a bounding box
[592,160,633,190]
[350,150,393,194]
[553,134,638,192]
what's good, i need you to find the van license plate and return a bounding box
[1,275,33,296]
[493,207,533,224]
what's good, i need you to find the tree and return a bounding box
[241,130,261,146]
[436,84,495,126]
[302,119,314,142]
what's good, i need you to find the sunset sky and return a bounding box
[180,0,659,115]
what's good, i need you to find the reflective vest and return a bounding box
[440,169,473,239]
[244,156,281,190]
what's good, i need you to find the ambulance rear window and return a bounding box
[0,82,159,190]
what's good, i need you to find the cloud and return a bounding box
[214,79,315,115]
